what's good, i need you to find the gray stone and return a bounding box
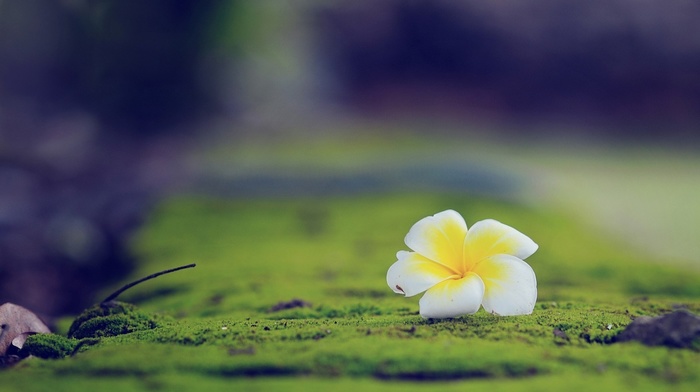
[615,310,700,348]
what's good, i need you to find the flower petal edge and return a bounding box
[387,251,458,297]
[404,210,468,273]
[464,219,538,269]
[418,273,485,319]
[472,254,537,316]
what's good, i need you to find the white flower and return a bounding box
[387,210,538,318]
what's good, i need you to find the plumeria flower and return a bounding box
[387,210,538,319]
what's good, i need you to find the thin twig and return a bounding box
[101,263,196,304]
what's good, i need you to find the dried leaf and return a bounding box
[0,303,51,356]
[11,333,36,351]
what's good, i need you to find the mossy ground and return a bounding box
[2,135,700,391]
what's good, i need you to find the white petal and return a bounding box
[473,254,537,316]
[418,273,485,319]
[464,219,538,268]
[387,251,457,297]
[404,210,467,273]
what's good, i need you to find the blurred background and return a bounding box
[2,0,700,317]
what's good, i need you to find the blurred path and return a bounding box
[193,133,700,269]
[515,145,700,269]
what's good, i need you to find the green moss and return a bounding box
[265,304,385,320]
[67,301,167,339]
[19,334,78,359]
[2,190,699,390]
[14,299,689,383]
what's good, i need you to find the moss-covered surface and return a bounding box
[2,190,700,390]
[67,301,166,339]
[19,334,78,360]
